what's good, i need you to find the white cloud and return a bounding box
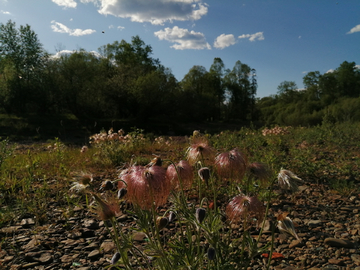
[109,25,114,29]
[355,65,360,70]
[326,69,335,73]
[51,20,96,36]
[1,10,11,15]
[154,26,211,50]
[51,50,102,59]
[238,32,264,42]
[52,0,77,8]
[97,0,208,25]
[347,24,360,34]
[214,34,236,49]
[117,26,125,30]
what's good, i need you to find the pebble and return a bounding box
[324,238,357,248]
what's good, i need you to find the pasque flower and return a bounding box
[91,193,120,220]
[226,195,265,226]
[166,160,194,190]
[119,165,171,209]
[278,168,302,192]
[196,208,206,224]
[186,139,214,165]
[215,148,247,182]
[277,212,300,241]
[198,167,210,186]
[248,162,271,186]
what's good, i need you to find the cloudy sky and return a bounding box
[1,0,359,97]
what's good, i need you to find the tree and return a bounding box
[303,71,321,100]
[0,20,47,113]
[224,61,257,120]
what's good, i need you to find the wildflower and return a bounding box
[156,216,169,230]
[193,130,200,137]
[92,193,120,220]
[196,208,206,224]
[248,162,271,186]
[277,212,300,241]
[198,167,210,186]
[215,148,247,182]
[110,252,121,265]
[226,195,265,227]
[186,140,214,165]
[168,211,176,223]
[166,160,194,190]
[278,168,302,192]
[207,247,216,260]
[146,155,162,167]
[69,173,93,193]
[100,180,114,191]
[117,188,127,199]
[120,165,171,209]
[80,145,88,153]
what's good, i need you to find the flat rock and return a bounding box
[324,238,356,248]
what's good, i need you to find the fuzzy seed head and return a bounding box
[166,160,194,190]
[278,168,302,192]
[277,212,300,241]
[215,148,247,182]
[186,140,213,165]
[121,165,171,209]
[226,195,265,226]
[92,193,120,220]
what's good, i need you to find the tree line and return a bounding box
[0,20,257,124]
[1,20,359,128]
[257,61,360,126]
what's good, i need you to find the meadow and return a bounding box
[1,123,360,269]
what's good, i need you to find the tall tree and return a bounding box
[0,20,47,113]
[224,61,257,120]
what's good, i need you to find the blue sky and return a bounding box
[1,0,359,98]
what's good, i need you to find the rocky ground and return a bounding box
[1,180,360,270]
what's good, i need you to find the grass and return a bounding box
[1,123,360,268]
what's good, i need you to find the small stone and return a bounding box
[21,218,35,228]
[83,219,99,230]
[328,258,345,266]
[351,254,360,264]
[38,253,53,264]
[100,241,115,253]
[88,250,101,259]
[324,238,356,248]
[133,232,146,242]
[289,239,303,248]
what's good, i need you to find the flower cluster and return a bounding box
[262,126,291,136]
[89,128,145,145]
[154,136,173,147]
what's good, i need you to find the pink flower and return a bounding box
[166,160,194,190]
[121,165,171,209]
[215,148,247,182]
[186,139,214,165]
[248,162,271,186]
[226,195,265,226]
[92,193,120,220]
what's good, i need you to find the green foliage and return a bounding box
[257,61,360,127]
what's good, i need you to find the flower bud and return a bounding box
[110,252,121,265]
[117,188,127,199]
[168,211,176,223]
[196,208,206,224]
[156,216,169,230]
[198,167,210,186]
[207,247,216,260]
